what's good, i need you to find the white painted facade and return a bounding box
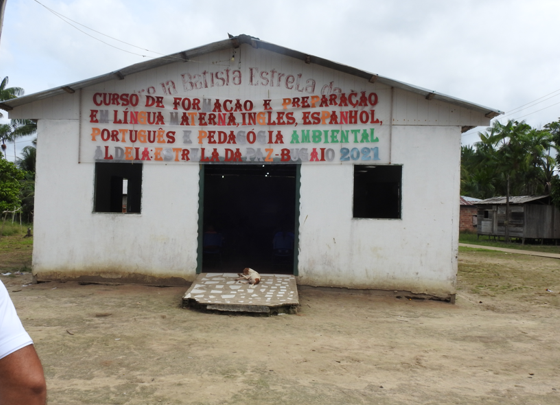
[7,38,495,299]
[298,126,460,296]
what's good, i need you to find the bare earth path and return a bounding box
[2,249,560,404]
[459,243,560,259]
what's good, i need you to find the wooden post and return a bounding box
[0,213,5,238]
[505,174,510,244]
[2,207,21,234]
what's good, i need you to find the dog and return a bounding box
[236,268,261,286]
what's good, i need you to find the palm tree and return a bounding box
[0,76,24,118]
[0,76,36,159]
[461,141,501,199]
[0,123,10,158]
[16,138,36,173]
[16,139,36,222]
[545,118,560,209]
[479,120,533,242]
[520,128,554,195]
[0,119,37,159]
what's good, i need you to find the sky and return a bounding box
[1,0,560,162]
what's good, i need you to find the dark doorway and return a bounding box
[200,164,298,274]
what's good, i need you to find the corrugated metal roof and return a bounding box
[1,34,503,120]
[461,196,482,205]
[476,195,550,205]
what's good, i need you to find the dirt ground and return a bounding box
[2,248,560,404]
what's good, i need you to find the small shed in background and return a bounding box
[460,196,480,232]
[476,195,560,243]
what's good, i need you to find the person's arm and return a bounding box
[0,280,46,404]
[0,344,46,404]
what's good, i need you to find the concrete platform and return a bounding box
[182,273,299,315]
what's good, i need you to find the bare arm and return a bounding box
[0,345,46,405]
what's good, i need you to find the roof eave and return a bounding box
[476,195,550,205]
[2,34,503,119]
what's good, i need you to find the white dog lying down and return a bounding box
[236,268,261,285]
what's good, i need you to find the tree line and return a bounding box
[0,76,36,222]
[461,118,560,204]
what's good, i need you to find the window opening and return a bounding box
[353,165,402,219]
[94,163,142,213]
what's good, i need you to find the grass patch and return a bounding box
[459,231,560,254]
[458,250,560,305]
[458,246,496,253]
[0,224,33,248]
[0,223,33,273]
[0,220,28,236]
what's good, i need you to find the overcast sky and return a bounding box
[2,0,560,162]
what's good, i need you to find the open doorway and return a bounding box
[199,164,299,274]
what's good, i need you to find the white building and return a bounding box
[2,35,501,301]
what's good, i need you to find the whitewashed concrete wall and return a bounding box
[15,43,477,293]
[33,119,200,283]
[9,92,79,120]
[298,125,461,297]
[392,89,488,127]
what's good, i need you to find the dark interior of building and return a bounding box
[353,165,402,219]
[94,162,142,213]
[202,164,298,274]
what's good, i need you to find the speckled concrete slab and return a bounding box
[182,273,299,314]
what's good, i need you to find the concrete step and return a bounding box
[182,273,299,315]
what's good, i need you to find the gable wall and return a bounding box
[16,44,481,296]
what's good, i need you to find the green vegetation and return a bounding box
[1,77,36,160]
[546,119,560,208]
[458,245,496,253]
[461,118,560,243]
[461,119,555,199]
[1,76,36,222]
[458,250,560,306]
[0,222,33,273]
[0,120,37,160]
[0,77,24,119]
[0,158,24,212]
[459,231,560,254]
[16,139,36,221]
[0,221,32,240]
